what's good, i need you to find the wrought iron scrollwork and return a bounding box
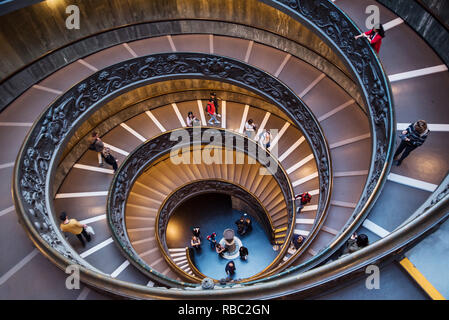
[14,52,331,274]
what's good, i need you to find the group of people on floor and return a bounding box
[189,213,254,278]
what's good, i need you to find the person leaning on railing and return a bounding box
[340,232,369,257]
[354,23,385,54]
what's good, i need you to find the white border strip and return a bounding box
[145,110,166,132]
[331,200,357,208]
[387,173,437,192]
[120,123,146,142]
[318,99,354,122]
[269,121,290,151]
[274,53,291,77]
[292,171,318,187]
[55,191,108,199]
[383,17,404,31]
[0,122,32,127]
[197,100,207,126]
[171,103,187,127]
[73,163,114,174]
[0,162,14,170]
[209,34,214,54]
[296,218,315,224]
[255,112,271,141]
[221,100,227,129]
[32,85,63,95]
[123,43,138,58]
[286,153,314,174]
[362,219,390,238]
[0,206,15,217]
[299,73,325,97]
[103,143,129,156]
[110,260,130,278]
[389,65,448,82]
[279,136,305,162]
[294,229,310,236]
[76,287,91,300]
[0,249,38,286]
[79,214,106,225]
[244,40,254,63]
[329,133,370,149]
[77,59,98,72]
[80,237,114,258]
[334,170,369,177]
[238,104,250,133]
[167,35,177,52]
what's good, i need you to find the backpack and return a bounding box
[296,192,311,204]
[206,101,214,114]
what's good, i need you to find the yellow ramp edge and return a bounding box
[399,257,446,300]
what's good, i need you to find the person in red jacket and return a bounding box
[354,23,385,54]
[206,98,220,125]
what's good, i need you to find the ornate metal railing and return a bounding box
[108,127,296,283]
[12,0,395,298]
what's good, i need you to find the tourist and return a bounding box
[291,234,305,250]
[341,233,369,256]
[243,214,252,234]
[191,235,201,251]
[354,23,385,53]
[210,92,222,114]
[186,111,199,127]
[206,99,220,125]
[235,216,246,236]
[239,246,249,260]
[59,212,91,247]
[260,129,272,149]
[225,261,236,276]
[215,243,227,258]
[295,192,312,214]
[207,232,217,249]
[244,119,257,139]
[101,147,118,172]
[88,131,104,167]
[393,120,429,166]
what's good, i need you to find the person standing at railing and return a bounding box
[354,23,385,54]
[259,129,272,149]
[191,236,201,251]
[186,111,200,127]
[59,212,91,247]
[341,233,369,257]
[244,119,257,139]
[393,120,429,166]
[206,99,220,125]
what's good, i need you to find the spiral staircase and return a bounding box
[0,0,448,300]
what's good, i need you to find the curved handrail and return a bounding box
[108,127,296,284]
